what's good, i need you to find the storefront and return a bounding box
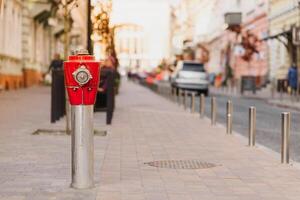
[268,0,299,80]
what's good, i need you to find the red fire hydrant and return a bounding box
[64,49,100,189]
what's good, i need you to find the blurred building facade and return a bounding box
[114,24,144,70]
[170,0,200,52]
[234,0,269,83]
[111,0,171,72]
[268,0,299,80]
[0,0,23,89]
[170,0,270,87]
[0,0,87,90]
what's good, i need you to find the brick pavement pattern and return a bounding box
[1,82,300,199]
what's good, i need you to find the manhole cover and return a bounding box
[32,129,107,136]
[145,160,218,169]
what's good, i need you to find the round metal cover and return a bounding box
[72,65,92,86]
[145,160,218,169]
[32,129,107,136]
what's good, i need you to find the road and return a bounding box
[173,90,300,162]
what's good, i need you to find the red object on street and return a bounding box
[64,52,101,105]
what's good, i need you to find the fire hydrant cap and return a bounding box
[74,49,89,55]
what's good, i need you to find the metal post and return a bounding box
[177,89,180,105]
[200,94,205,118]
[169,87,173,101]
[63,2,71,136]
[271,79,275,99]
[249,107,256,147]
[171,87,174,102]
[179,90,184,106]
[226,100,233,134]
[191,93,195,113]
[211,97,217,125]
[173,88,177,102]
[281,112,290,164]
[87,0,93,54]
[178,89,182,105]
[166,87,170,99]
[184,91,187,110]
[165,87,168,98]
[71,105,94,189]
[66,101,72,135]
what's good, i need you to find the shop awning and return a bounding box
[262,30,291,41]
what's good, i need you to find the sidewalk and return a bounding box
[1,83,300,199]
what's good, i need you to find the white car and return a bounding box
[171,61,209,96]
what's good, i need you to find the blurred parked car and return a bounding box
[171,61,209,96]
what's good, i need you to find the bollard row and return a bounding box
[160,87,291,165]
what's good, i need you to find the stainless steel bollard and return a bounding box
[167,87,171,100]
[211,97,217,125]
[271,80,275,99]
[184,91,187,110]
[200,94,205,118]
[191,93,195,113]
[281,112,290,164]
[226,100,233,134]
[170,88,174,101]
[178,89,181,105]
[172,88,176,102]
[169,87,172,100]
[179,89,184,106]
[248,107,256,147]
[71,105,94,189]
[280,88,283,101]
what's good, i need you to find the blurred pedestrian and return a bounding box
[48,53,65,123]
[288,63,298,96]
[48,53,63,72]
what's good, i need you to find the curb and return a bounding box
[267,101,300,111]
[210,91,268,101]
[211,91,300,111]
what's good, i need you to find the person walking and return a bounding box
[48,53,63,72]
[48,53,65,123]
[288,63,298,98]
[95,56,117,124]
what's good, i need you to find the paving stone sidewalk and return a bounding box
[1,83,300,199]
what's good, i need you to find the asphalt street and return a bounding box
[180,92,300,162]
